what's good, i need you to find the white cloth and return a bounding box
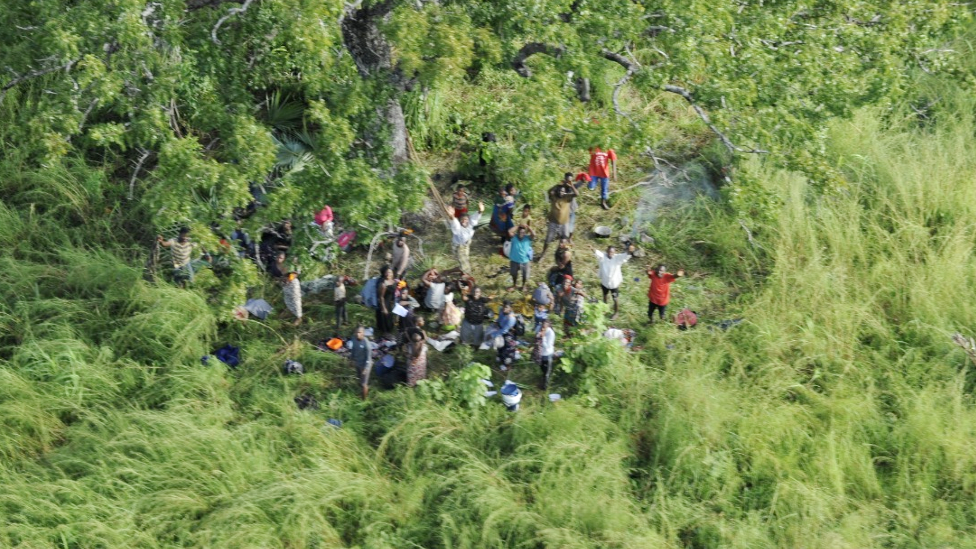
[425,282,446,310]
[448,211,481,246]
[594,250,631,290]
[540,327,556,357]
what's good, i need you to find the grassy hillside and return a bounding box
[4,77,976,547]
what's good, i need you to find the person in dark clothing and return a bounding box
[347,325,376,399]
[461,286,492,345]
[376,266,398,337]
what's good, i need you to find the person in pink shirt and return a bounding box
[588,146,617,210]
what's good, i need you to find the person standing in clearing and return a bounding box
[391,235,410,279]
[376,266,398,337]
[593,243,635,319]
[334,275,351,331]
[348,325,377,399]
[452,185,470,219]
[507,224,534,292]
[445,201,485,274]
[157,227,204,287]
[535,319,557,389]
[537,174,578,261]
[588,146,617,210]
[461,286,492,346]
[282,271,303,326]
[406,331,428,387]
[647,264,684,324]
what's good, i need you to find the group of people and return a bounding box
[157,145,690,400]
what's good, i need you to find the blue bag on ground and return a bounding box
[214,345,240,368]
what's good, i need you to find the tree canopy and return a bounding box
[0,0,967,231]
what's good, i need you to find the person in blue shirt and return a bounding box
[507,224,534,292]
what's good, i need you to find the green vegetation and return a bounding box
[3,1,976,547]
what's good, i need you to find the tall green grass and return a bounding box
[7,74,976,549]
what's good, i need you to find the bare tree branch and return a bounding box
[212,0,256,44]
[0,59,80,104]
[512,42,565,78]
[186,0,244,11]
[600,49,639,121]
[663,84,768,154]
[129,149,153,200]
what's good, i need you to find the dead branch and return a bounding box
[128,149,153,200]
[739,219,764,250]
[212,0,256,44]
[0,58,80,104]
[186,0,244,10]
[663,85,768,154]
[512,42,565,78]
[601,49,639,121]
[952,333,976,367]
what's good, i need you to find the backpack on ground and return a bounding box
[513,315,526,337]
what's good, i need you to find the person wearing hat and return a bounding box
[647,263,684,324]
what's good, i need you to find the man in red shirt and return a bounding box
[588,146,617,210]
[647,264,684,323]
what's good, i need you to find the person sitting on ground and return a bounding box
[391,235,411,280]
[533,303,549,334]
[593,243,635,319]
[421,268,448,312]
[486,300,517,342]
[347,325,377,399]
[444,202,485,274]
[452,185,470,219]
[440,294,462,330]
[267,250,288,281]
[157,227,209,287]
[532,280,554,308]
[461,286,492,346]
[535,319,557,389]
[281,271,303,327]
[314,206,334,237]
[259,219,293,268]
[538,176,578,261]
[647,263,684,324]
[507,224,535,292]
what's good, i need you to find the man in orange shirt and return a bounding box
[588,146,617,210]
[647,264,684,323]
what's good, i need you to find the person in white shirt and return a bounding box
[536,319,557,389]
[593,243,635,319]
[445,201,485,273]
